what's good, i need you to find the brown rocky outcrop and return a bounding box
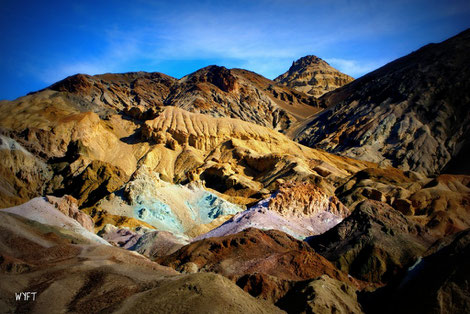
[334,167,422,210]
[49,73,94,94]
[157,228,361,305]
[197,181,350,240]
[275,55,354,97]
[49,71,176,115]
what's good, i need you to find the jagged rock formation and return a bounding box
[0,211,281,314]
[295,29,470,176]
[158,228,361,306]
[268,181,348,217]
[138,106,372,198]
[275,55,354,97]
[197,182,349,240]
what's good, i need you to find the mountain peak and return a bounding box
[291,55,327,67]
[275,55,354,97]
[183,65,236,92]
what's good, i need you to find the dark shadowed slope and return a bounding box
[295,29,470,176]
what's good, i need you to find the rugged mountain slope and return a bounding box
[0,82,373,236]
[33,65,320,132]
[295,29,470,175]
[87,106,373,235]
[308,200,434,283]
[134,106,373,201]
[157,228,361,306]
[167,66,320,131]
[0,211,281,314]
[48,71,176,117]
[275,55,354,97]
[335,168,470,238]
[307,167,470,285]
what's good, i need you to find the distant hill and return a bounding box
[275,55,354,97]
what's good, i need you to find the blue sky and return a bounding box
[1,0,469,100]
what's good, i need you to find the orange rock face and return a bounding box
[268,181,348,218]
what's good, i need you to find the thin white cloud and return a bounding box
[326,58,388,78]
[41,62,108,84]
[39,28,145,84]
